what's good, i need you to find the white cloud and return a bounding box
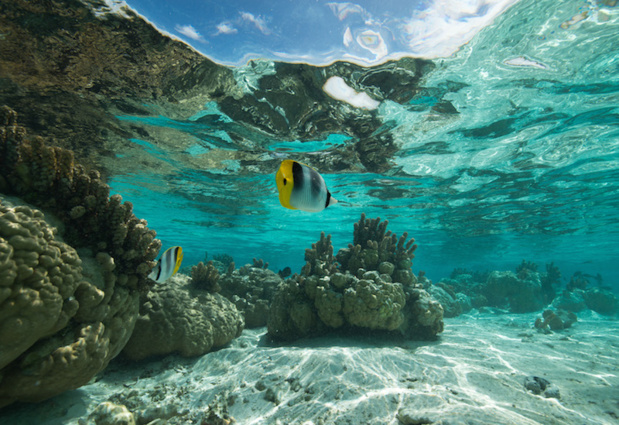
[215,22,238,35]
[402,0,519,58]
[327,2,366,21]
[240,11,271,35]
[175,24,205,42]
[323,76,380,110]
[356,29,388,60]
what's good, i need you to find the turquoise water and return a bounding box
[2,1,619,423]
[110,0,619,286]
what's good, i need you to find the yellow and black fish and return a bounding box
[149,246,183,283]
[275,160,338,212]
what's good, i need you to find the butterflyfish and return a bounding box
[149,246,183,283]
[275,160,338,212]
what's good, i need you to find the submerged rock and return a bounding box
[534,309,577,331]
[82,402,135,425]
[523,376,560,399]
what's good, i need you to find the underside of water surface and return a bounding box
[53,0,618,284]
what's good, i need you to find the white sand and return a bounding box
[1,311,618,425]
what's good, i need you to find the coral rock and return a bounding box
[0,203,83,370]
[218,265,282,328]
[122,275,244,360]
[86,402,136,425]
[267,216,443,341]
[535,309,577,331]
[0,109,157,407]
[583,288,619,316]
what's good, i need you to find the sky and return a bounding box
[108,0,520,66]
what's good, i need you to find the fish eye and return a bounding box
[283,178,287,185]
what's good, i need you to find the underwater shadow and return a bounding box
[257,327,443,353]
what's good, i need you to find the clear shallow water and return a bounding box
[109,0,619,286]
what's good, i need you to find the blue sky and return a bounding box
[116,0,519,66]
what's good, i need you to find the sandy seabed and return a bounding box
[1,311,618,425]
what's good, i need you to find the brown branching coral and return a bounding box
[191,261,221,293]
[0,106,161,289]
[252,258,269,269]
[336,213,417,284]
[302,231,338,277]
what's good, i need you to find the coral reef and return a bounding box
[583,288,619,316]
[191,261,221,293]
[551,290,587,312]
[481,271,544,313]
[219,264,283,328]
[122,274,244,360]
[438,263,615,318]
[0,108,160,407]
[267,214,443,341]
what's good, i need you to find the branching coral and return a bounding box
[191,261,221,293]
[0,107,161,290]
[252,258,269,269]
[302,231,337,277]
[336,213,417,284]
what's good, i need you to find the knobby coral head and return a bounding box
[0,106,161,407]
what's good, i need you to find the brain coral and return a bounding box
[0,106,160,407]
[123,274,244,360]
[0,203,82,370]
[0,200,140,406]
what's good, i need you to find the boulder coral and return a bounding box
[267,214,444,341]
[0,107,160,407]
[122,274,244,360]
[219,264,283,328]
[481,271,544,313]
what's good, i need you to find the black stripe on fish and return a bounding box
[155,260,162,281]
[325,191,331,208]
[292,161,304,190]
